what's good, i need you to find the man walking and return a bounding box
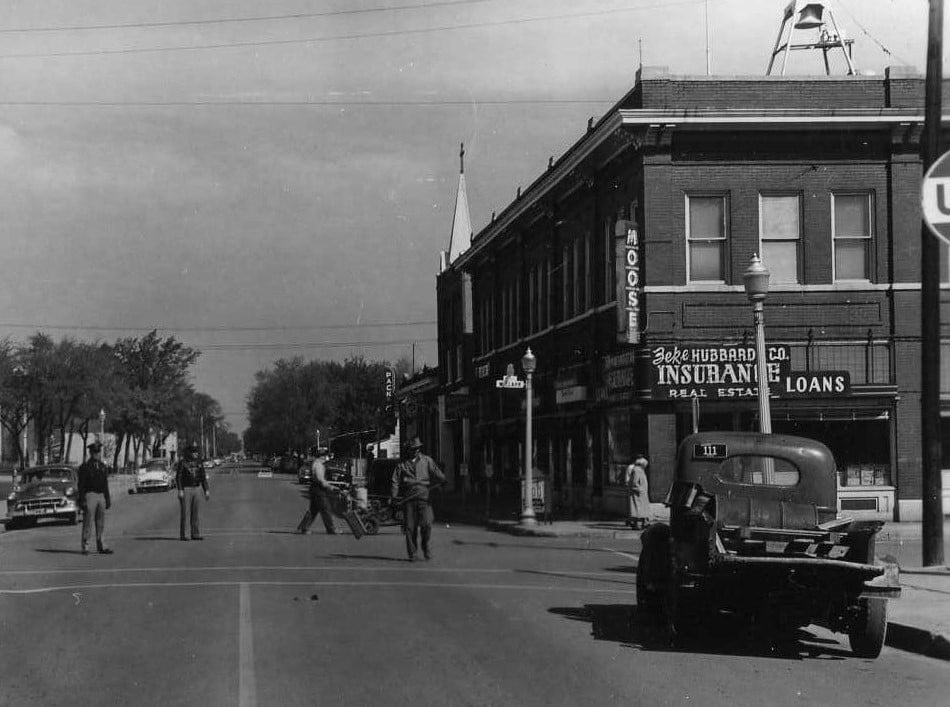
[77,442,112,555]
[297,448,337,534]
[391,437,445,561]
[176,443,210,541]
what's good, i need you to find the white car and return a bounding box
[132,459,173,493]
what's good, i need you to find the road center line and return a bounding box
[238,583,256,707]
[0,565,619,577]
[0,580,636,595]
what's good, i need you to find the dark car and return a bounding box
[278,454,300,475]
[297,460,313,485]
[636,431,900,658]
[324,460,353,491]
[5,465,80,529]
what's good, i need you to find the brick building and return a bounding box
[436,65,950,521]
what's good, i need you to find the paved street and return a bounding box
[1,463,948,707]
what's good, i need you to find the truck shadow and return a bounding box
[548,604,850,660]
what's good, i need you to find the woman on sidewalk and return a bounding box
[624,455,650,530]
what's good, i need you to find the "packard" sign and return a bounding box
[615,220,642,345]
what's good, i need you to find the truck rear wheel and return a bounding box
[849,597,887,658]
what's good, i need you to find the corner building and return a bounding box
[438,66,950,522]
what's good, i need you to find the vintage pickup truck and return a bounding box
[636,431,900,658]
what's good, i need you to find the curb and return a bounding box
[886,622,950,661]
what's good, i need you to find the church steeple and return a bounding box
[446,141,472,265]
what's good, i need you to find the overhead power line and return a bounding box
[200,338,438,351]
[0,98,612,106]
[0,0,706,59]
[0,0,495,34]
[0,320,436,333]
[836,0,913,67]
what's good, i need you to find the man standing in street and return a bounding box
[77,442,112,555]
[176,443,209,541]
[391,437,445,561]
[297,447,337,534]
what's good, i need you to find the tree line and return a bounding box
[243,355,410,457]
[0,330,236,470]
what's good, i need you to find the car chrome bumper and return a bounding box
[6,501,79,519]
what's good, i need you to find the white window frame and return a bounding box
[686,194,728,284]
[832,192,874,282]
[758,193,802,284]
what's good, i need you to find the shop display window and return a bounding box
[604,410,648,486]
[773,418,891,487]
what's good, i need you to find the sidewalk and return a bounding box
[439,499,950,661]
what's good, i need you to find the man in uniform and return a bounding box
[77,442,112,555]
[390,437,445,561]
[297,448,337,534]
[176,443,210,541]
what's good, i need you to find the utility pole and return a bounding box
[921,0,945,567]
[704,0,711,76]
[200,414,205,458]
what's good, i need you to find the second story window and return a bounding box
[833,192,873,281]
[760,194,801,284]
[687,194,727,283]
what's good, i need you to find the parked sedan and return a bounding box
[132,458,174,494]
[5,465,80,528]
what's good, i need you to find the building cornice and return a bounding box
[618,107,936,129]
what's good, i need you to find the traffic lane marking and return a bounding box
[0,579,636,595]
[238,583,256,707]
[0,564,624,577]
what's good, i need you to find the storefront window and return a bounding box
[773,419,891,487]
[604,410,648,486]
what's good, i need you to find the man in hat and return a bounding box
[175,443,210,541]
[77,442,112,554]
[390,437,445,561]
[297,447,337,535]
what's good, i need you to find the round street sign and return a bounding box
[921,149,950,245]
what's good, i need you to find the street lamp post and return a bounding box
[520,347,537,526]
[743,254,775,484]
[99,408,106,443]
[743,254,772,434]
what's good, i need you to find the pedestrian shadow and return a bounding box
[548,604,850,660]
[516,568,637,588]
[35,548,86,555]
[602,564,638,574]
[451,539,616,554]
[328,553,406,563]
[130,536,186,541]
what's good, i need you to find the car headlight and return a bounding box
[6,493,15,502]
[65,487,75,496]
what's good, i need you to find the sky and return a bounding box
[0,0,934,435]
